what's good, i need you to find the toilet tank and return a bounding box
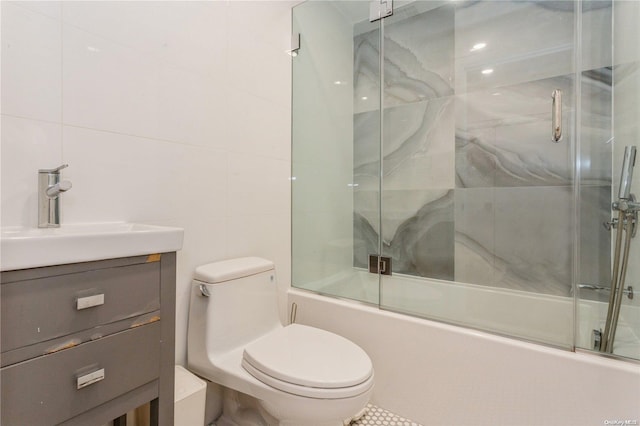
[188,257,282,361]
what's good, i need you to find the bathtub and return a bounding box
[295,269,640,357]
[289,271,640,425]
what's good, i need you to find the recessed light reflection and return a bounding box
[361,96,368,100]
[289,176,297,181]
[481,68,494,75]
[334,80,347,85]
[470,42,487,52]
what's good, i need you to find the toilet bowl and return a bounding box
[187,257,374,426]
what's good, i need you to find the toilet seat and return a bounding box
[241,324,374,399]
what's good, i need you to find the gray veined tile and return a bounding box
[347,0,615,300]
[353,189,379,237]
[454,232,497,287]
[455,130,572,189]
[380,190,450,244]
[454,188,496,287]
[384,190,454,280]
[456,69,613,188]
[454,186,576,297]
[353,2,454,111]
[354,97,455,191]
[382,97,455,190]
[353,210,379,272]
[455,75,576,188]
[457,73,574,128]
[354,190,454,280]
[492,186,574,296]
[354,34,381,115]
[384,36,454,105]
[382,3,455,105]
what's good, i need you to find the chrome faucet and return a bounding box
[38,164,72,228]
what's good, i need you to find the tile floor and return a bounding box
[350,404,422,426]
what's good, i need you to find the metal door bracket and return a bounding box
[370,0,393,22]
[369,255,392,275]
[287,33,300,57]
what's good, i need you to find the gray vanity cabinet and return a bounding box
[0,253,176,426]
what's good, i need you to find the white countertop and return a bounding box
[1,222,184,271]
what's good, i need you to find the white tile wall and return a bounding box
[1,115,62,226]
[1,1,295,374]
[1,2,61,122]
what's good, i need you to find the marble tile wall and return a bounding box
[353,0,613,297]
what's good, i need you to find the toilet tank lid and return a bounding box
[194,257,274,283]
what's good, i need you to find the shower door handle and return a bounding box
[552,89,562,142]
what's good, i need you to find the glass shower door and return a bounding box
[376,0,580,348]
[291,2,381,304]
[291,0,638,361]
[576,0,640,360]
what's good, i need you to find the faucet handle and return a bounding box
[39,164,69,174]
[45,180,72,198]
[58,180,72,192]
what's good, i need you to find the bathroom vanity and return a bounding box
[0,223,183,426]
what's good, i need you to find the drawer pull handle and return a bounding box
[77,294,105,310]
[77,368,105,389]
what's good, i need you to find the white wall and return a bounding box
[0,1,294,368]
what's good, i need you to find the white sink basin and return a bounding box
[1,222,184,271]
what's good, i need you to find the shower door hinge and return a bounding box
[369,255,392,275]
[370,0,393,22]
[592,329,602,351]
[287,32,300,57]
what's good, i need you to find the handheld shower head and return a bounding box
[618,145,637,200]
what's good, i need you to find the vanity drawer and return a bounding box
[1,321,160,426]
[1,261,160,353]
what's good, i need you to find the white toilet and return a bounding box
[187,257,374,426]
